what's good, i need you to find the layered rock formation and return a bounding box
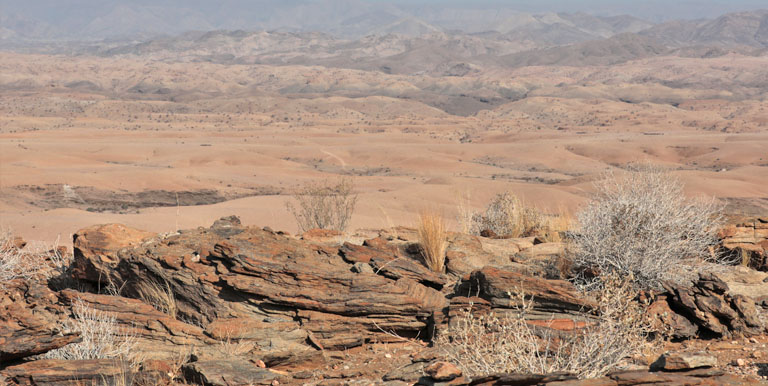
[2,216,767,385]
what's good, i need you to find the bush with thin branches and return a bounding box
[437,275,655,379]
[572,164,723,290]
[286,178,358,232]
[43,300,138,365]
[418,209,447,273]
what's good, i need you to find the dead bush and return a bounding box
[418,209,447,273]
[286,178,358,232]
[43,300,139,366]
[437,275,656,379]
[572,164,723,290]
[470,192,546,238]
[0,230,70,290]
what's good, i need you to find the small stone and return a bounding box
[384,353,392,358]
[731,358,748,367]
[425,361,462,381]
[750,338,759,344]
[256,360,266,368]
[271,380,279,386]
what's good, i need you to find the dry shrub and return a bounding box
[572,163,723,290]
[0,229,71,290]
[43,300,138,366]
[470,192,545,238]
[286,177,358,232]
[0,229,32,287]
[135,279,177,318]
[418,209,447,273]
[437,275,656,379]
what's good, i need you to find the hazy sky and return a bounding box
[4,0,767,21]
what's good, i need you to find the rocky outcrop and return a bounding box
[71,217,447,353]
[452,266,597,324]
[0,280,79,363]
[719,217,768,271]
[4,217,768,385]
[660,272,766,338]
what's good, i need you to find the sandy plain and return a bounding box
[0,52,766,246]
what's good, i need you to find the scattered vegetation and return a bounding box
[418,209,447,273]
[43,300,138,365]
[437,275,656,379]
[572,163,723,290]
[286,177,358,232]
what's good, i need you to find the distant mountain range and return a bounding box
[2,3,768,76]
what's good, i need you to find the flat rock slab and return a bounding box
[1,359,131,386]
[183,360,282,386]
[651,352,717,371]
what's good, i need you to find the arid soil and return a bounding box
[1,52,767,245]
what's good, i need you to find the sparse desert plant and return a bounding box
[470,192,544,238]
[418,209,447,273]
[286,177,358,232]
[43,300,138,365]
[437,275,655,379]
[0,229,68,289]
[572,163,723,290]
[135,279,177,318]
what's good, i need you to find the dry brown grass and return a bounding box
[418,209,447,273]
[135,279,177,318]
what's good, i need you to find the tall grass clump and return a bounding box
[418,209,447,273]
[572,163,722,290]
[286,177,358,232]
[437,275,655,379]
[135,279,177,318]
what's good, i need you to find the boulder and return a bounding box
[663,272,766,338]
[71,223,155,283]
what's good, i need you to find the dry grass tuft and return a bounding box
[286,177,358,232]
[136,279,177,318]
[418,209,447,273]
[437,274,657,380]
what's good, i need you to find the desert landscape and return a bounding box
[1,1,768,385]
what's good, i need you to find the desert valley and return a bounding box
[1,2,768,385]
